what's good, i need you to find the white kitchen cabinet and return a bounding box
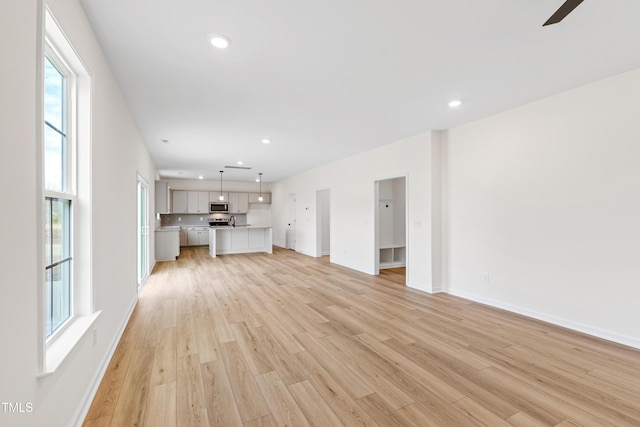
[228,192,249,214]
[187,191,209,213]
[187,227,209,246]
[172,190,188,213]
[248,192,271,204]
[155,228,180,261]
[155,181,170,214]
[210,191,228,203]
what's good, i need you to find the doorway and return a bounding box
[137,176,149,287]
[374,176,406,280]
[316,189,331,257]
[287,193,296,250]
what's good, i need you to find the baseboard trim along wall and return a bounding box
[71,296,139,427]
[444,288,640,350]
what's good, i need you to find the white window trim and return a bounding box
[38,6,100,378]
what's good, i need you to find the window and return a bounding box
[44,52,74,339]
[40,9,97,376]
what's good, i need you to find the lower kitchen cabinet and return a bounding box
[186,228,209,246]
[155,228,180,261]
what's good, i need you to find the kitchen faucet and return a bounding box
[229,215,236,227]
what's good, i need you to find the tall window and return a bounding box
[44,54,74,338]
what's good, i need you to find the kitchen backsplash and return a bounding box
[160,214,247,226]
[159,204,271,227]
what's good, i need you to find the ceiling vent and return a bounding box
[224,165,252,170]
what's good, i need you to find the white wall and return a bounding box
[443,68,640,347]
[0,0,158,425]
[272,132,437,292]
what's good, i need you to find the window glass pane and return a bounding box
[44,125,64,192]
[45,199,52,265]
[44,56,66,193]
[44,57,65,132]
[46,260,71,337]
[50,198,71,263]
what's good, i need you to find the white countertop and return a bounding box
[210,225,272,230]
[155,226,180,232]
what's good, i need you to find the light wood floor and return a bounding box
[84,247,640,426]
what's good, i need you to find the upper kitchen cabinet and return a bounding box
[172,190,188,213]
[187,191,209,213]
[155,181,170,214]
[210,191,228,203]
[172,190,209,213]
[228,192,249,213]
[248,192,271,204]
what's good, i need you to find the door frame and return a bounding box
[316,188,331,257]
[287,193,296,250]
[373,174,408,282]
[137,174,150,288]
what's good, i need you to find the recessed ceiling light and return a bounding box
[261,138,271,144]
[237,161,243,165]
[161,139,169,144]
[255,178,260,182]
[198,175,204,180]
[448,99,462,108]
[210,34,231,49]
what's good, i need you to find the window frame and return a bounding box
[38,7,99,377]
[43,45,77,342]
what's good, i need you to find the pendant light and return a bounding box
[218,170,225,201]
[258,173,263,202]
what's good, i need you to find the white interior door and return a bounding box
[287,194,296,250]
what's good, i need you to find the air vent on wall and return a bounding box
[225,165,252,170]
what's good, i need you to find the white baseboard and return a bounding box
[444,288,640,350]
[71,296,139,426]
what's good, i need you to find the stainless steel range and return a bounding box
[209,217,230,226]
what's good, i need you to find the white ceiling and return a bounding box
[80,0,640,183]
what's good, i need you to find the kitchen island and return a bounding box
[208,226,272,258]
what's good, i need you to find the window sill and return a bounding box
[37,310,102,379]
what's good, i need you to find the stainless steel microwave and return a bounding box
[209,202,229,213]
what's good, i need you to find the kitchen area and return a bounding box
[154,180,273,261]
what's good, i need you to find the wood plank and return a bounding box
[292,350,377,426]
[200,359,243,427]
[288,380,344,427]
[84,340,135,421]
[219,341,271,422]
[110,347,155,427]
[194,315,220,363]
[176,354,208,427]
[150,327,177,386]
[143,382,177,427]
[293,331,373,399]
[254,371,310,427]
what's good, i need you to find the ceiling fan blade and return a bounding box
[543,0,585,26]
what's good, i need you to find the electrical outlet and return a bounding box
[178,217,182,221]
[482,273,490,283]
[200,217,203,221]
